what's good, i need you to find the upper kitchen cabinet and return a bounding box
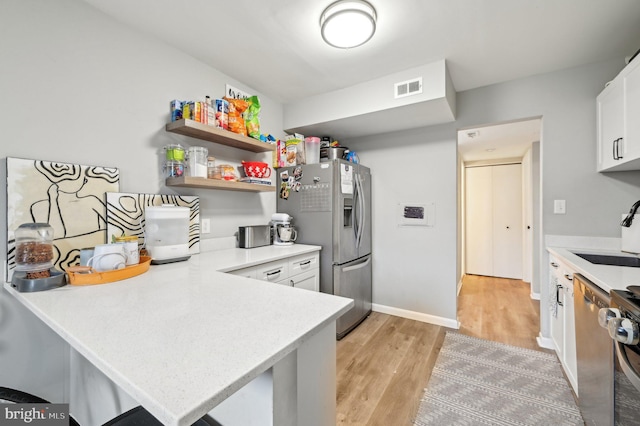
[597,56,640,172]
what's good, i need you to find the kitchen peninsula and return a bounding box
[4,244,353,426]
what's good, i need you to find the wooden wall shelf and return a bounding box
[166,176,276,192]
[165,119,275,153]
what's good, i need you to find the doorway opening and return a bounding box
[457,117,542,346]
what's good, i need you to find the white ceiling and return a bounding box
[80,0,639,161]
[81,0,640,105]
[458,118,541,163]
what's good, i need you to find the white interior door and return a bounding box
[492,164,523,279]
[465,167,493,276]
[522,149,533,283]
[465,164,523,279]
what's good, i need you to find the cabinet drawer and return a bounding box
[276,269,319,292]
[255,260,289,283]
[288,252,319,277]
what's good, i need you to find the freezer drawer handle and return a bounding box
[342,257,371,272]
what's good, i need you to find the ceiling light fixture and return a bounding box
[320,0,377,49]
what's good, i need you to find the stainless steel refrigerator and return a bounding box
[276,159,372,339]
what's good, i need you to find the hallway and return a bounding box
[457,274,546,351]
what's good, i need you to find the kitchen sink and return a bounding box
[573,252,640,268]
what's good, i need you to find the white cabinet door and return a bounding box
[623,59,640,163]
[597,57,640,172]
[563,272,578,391]
[291,269,319,292]
[548,254,578,394]
[465,164,522,279]
[597,80,625,171]
[549,259,565,356]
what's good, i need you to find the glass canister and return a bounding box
[187,146,208,178]
[164,144,185,161]
[207,156,220,179]
[114,235,140,265]
[14,223,55,278]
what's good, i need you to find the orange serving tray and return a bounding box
[67,256,152,286]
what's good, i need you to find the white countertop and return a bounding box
[4,244,353,426]
[547,246,640,293]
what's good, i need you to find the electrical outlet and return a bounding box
[225,84,251,100]
[201,218,211,234]
[553,200,566,214]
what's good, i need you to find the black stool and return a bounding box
[103,406,214,426]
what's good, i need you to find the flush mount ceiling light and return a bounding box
[320,0,377,49]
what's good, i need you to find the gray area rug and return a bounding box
[414,332,583,426]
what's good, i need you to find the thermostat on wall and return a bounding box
[398,202,434,227]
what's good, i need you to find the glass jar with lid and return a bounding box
[14,223,55,278]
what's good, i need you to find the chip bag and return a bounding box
[224,97,248,136]
[245,96,261,139]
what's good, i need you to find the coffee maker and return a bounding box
[271,213,297,246]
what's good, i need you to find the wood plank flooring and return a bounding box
[335,274,546,425]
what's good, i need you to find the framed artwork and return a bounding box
[105,193,200,254]
[6,157,120,280]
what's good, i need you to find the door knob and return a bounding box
[506,226,510,229]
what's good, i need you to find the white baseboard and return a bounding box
[536,333,554,350]
[530,291,540,300]
[372,303,460,329]
[457,278,463,296]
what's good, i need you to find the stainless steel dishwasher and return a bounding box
[574,273,614,426]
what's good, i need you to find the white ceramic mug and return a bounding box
[87,244,126,272]
[79,247,95,266]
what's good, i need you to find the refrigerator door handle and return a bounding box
[353,173,360,246]
[342,256,371,272]
[357,173,366,249]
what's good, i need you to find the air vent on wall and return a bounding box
[394,77,423,99]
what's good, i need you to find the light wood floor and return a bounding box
[335,274,546,425]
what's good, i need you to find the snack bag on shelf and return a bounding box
[245,96,261,139]
[224,97,249,136]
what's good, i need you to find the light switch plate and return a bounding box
[201,218,211,234]
[554,200,566,214]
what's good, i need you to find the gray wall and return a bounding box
[0,0,284,400]
[347,58,640,331]
[348,124,459,323]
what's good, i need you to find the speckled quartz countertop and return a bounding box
[547,246,640,293]
[4,244,353,426]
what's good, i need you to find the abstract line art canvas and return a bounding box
[105,193,200,254]
[6,157,120,280]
